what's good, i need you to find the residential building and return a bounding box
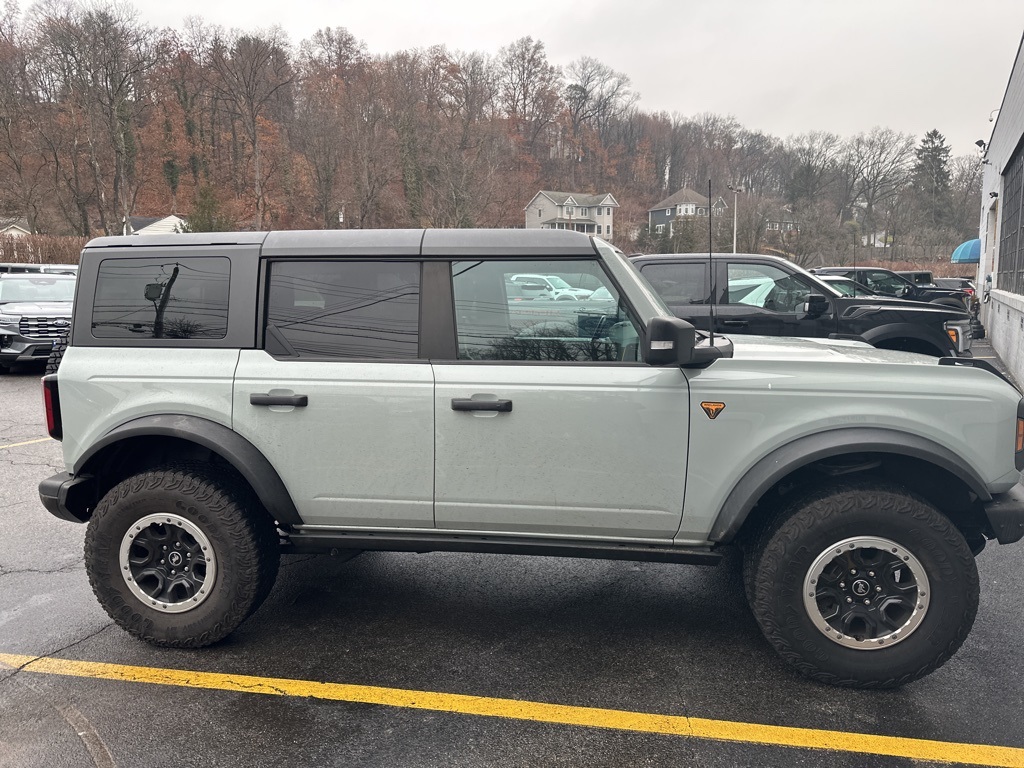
[123,215,186,236]
[980,32,1024,385]
[647,188,727,236]
[524,191,619,238]
[0,217,31,236]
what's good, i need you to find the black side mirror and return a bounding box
[645,316,726,367]
[802,293,829,319]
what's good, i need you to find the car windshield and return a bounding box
[545,276,572,289]
[0,276,76,303]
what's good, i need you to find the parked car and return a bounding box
[0,273,75,372]
[510,273,593,300]
[630,253,972,357]
[934,277,977,297]
[812,266,969,309]
[0,262,78,275]
[38,229,1024,688]
[815,274,878,297]
[896,270,935,286]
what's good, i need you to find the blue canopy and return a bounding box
[951,238,980,263]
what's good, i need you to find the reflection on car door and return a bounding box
[720,262,834,338]
[433,259,690,540]
[233,260,435,528]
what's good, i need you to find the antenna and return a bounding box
[707,179,716,345]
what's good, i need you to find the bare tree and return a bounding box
[29,0,158,234]
[848,127,914,245]
[495,37,561,155]
[206,26,293,228]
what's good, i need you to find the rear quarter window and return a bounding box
[92,257,230,339]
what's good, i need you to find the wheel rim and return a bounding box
[802,536,929,650]
[119,513,217,613]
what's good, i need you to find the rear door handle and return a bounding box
[250,393,309,407]
[451,398,513,412]
[722,320,748,328]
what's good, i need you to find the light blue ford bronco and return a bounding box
[39,229,1024,688]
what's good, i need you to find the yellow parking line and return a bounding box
[1,653,1022,766]
[0,437,51,450]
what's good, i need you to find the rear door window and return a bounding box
[265,261,420,359]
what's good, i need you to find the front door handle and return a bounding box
[451,398,513,412]
[721,319,748,328]
[250,393,309,407]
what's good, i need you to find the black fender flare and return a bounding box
[857,322,952,355]
[709,427,991,542]
[75,414,302,526]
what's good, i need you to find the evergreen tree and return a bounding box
[911,129,952,229]
[180,186,234,233]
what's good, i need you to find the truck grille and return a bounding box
[19,317,70,339]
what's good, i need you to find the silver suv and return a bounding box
[38,229,1024,688]
[0,273,75,372]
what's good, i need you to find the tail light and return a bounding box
[1017,400,1024,470]
[42,374,62,440]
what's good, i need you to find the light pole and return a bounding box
[727,184,745,254]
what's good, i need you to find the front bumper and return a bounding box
[39,472,96,523]
[0,331,56,364]
[983,483,1024,544]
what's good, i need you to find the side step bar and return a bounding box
[281,531,723,566]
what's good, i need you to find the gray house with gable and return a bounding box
[524,191,619,238]
[648,188,727,236]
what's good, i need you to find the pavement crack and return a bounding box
[0,561,83,578]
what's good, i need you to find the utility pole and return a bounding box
[727,184,745,253]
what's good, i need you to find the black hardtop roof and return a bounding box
[82,228,598,258]
[631,252,794,264]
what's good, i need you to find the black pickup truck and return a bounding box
[811,266,970,308]
[631,253,973,357]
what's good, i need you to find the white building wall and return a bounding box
[980,33,1024,385]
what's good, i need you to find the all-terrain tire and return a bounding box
[747,479,979,688]
[84,465,280,647]
[45,331,68,374]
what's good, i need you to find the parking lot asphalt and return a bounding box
[2,357,1024,768]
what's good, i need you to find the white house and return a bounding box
[124,215,187,236]
[0,217,32,236]
[523,191,618,238]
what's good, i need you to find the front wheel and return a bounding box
[84,466,280,647]
[747,481,979,688]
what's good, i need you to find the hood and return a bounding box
[833,294,969,318]
[0,301,73,316]
[725,334,937,366]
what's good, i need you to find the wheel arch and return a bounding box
[712,427,991,544]
[75,414,302,527]
[858,322,950,357]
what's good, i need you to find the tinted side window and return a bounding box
[266,261,420,359]
[451,259,641,362]
[638,262,709,305]
[92,257,229,339]
[726,263,811,312]
[863,271,906,294]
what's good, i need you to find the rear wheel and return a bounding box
[85,465,279,647]
[747,480,978,688]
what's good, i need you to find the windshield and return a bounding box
[592,237,674,316]
[0,276,76,303]
[826,279,856,297]
[545,276,572,289]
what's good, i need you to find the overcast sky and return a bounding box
[135,0,1024,158]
